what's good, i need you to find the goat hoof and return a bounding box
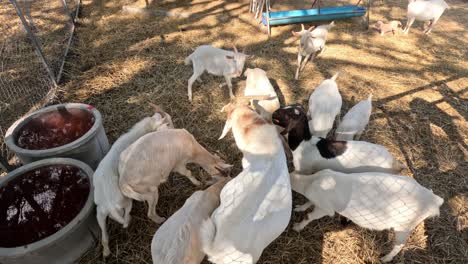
[103,247,110,258]
[380,255,393,263]
[151,216,166,224]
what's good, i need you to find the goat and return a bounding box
[373,20,403,36]
[335,94,372,141]
[292,21,335,80]
[151,177,230,264]
[272,105,406,174]
[404,0,449,34]
[185,45,253,102]
[290,169,444,262]
[307,72,342,138]
[200,103,292,263]
[119,129,232,223]
[93,104,173,257]
[243,68,280,120]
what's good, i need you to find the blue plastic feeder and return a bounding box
[263,6,366,26]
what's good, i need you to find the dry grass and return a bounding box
[59,0,468,263]
[0,0,78,158]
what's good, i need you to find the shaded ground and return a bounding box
[58,0,468,263]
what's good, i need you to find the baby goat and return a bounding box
[201,103,292,263]
[404,0,449,34]
[290,169,444,263]
[185,45,253,101]
[373,20,402,36]
[94,104,173,257]
[292,21,335,80]
[119,129,232,223]
[151,177,230,264]
[335,94,372,141]
[244,68,280,120]
[272,105,406,174]
[308,72,342,138]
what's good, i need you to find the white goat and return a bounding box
[151,177,230,264]
[272,105,406,174]
[201,104,292,263]
[404,0,449,34]
[292,21,335,80]
[185,45,253,102]
[290,169,444,263]
[119,129,232,223]
[243,68,280,120]
[373,20,403,36]
[93,104,173,257]
[335,94,372,141]
[308,72,342,138]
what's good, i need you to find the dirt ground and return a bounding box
[60,0,468,263]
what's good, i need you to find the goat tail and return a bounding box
[393,159,407,172]
[429,194,444,218]
[200,218,217,257]
[184,55,192,65]
[119,183,144,202]
[331,72,339,81]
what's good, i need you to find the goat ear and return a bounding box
[226,55,234,60]
[307,26,316,32]
[219,119,232,140]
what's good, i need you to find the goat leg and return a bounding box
[381,230,411,263]
[295,53,303,80]
[299,54,311,72]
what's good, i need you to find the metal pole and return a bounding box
[9,0,58,88]
[354,0,363,8]
[60,0,74,22]
[311,0,318,8]
[56,0,81,83]
[266,0,271,36]
[367,0,371,29]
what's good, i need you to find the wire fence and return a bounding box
[0,0,80,171]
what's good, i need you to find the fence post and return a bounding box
[9,0,58,88]
[59,0,74,23]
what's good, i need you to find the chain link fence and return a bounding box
[0,0,80,171]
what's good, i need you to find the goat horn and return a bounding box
[301,24,305,31]
[232,44,238,53]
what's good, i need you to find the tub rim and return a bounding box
[5,103,102,156]
[0,157,94,257]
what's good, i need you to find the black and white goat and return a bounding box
[272,105,406,174]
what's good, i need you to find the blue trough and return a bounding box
[262,6,366,26]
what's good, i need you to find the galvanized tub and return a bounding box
[5,103,109,169]
[0,158,98,264]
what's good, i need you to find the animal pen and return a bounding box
[0,0,80,172]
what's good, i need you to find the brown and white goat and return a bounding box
[200,102,292,263]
